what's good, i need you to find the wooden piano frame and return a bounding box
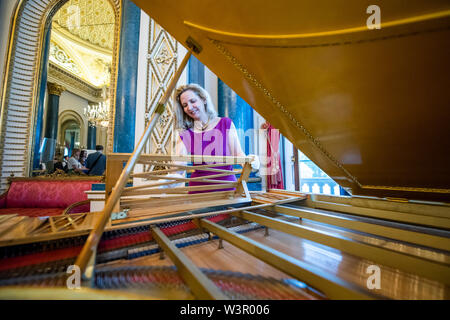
[0,50,449,300]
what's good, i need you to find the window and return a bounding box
[298,151,343,196]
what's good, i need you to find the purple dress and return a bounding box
[179,117,237,193]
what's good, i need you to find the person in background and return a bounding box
[62,155,69,170]
[85,145,106,175]
[79,150,87,167]
[67,148,87,173]
[53,154,68,173]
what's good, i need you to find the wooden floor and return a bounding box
[104,215,449,299]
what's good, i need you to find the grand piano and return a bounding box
[0,0,449,300]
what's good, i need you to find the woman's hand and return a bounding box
[248,154,260,171]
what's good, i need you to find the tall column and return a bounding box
[86,101,97,150]
[188,55,204,87]
[42,82,65,163]
[69,131,75,151]
[33,24,52,170]
[87,125,97,150]
[217,79,254,154]
[113,0,140,153]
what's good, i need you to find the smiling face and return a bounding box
[179,90,207,122]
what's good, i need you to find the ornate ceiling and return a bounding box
[52,0,115,51]
[50,0,114,89]
[50,27,112,88]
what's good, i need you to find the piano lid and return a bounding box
[132,0,450,202]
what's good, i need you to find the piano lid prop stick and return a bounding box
[74,46,195,279]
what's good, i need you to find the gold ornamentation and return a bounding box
[105,0,122,154]
[47,82,66,96]
[0,0,121,193]
[49,41,82,76]
[155,48,172,65]
[52,0,115,50]
[144,19,178,159]
[48,62,104,101]
[158,110,170,127]
[51,23,113,87]
[151,36,175,81]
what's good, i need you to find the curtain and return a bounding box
[262,121,284,189]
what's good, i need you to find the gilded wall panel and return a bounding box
[143,19,178,161]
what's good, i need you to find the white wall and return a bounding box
[283,138,295,191]
[59,91,88,117]
[96,125,107,150]
[59,90,89,147]
[134,9,150,150]
[204,66,218,112]
[132,9,150,183]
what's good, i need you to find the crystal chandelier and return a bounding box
[84,100,109,128]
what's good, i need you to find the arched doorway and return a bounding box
[62,121,80,153]
[0,0,121,191]
[58,109,86,156]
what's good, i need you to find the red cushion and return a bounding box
[5,181,96,208]
[0,207,63,217]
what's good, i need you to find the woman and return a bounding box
[173,83,247,191]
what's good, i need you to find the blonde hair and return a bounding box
[174,83,217,129]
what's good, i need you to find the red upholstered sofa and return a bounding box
[0,177,102,217]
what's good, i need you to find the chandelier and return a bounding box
[84,100,109,128]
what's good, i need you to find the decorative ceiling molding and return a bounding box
[49,41,83,76]
[48,62,104,102]
[51,26,112,87]
[52,21,112,55]
[52,0,115,51]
